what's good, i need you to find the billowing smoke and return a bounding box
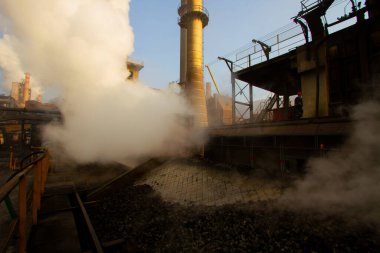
[281,99,380,223]
[0,36,24,91]
[0,0,200,164]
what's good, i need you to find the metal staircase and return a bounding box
[255,95,280,122]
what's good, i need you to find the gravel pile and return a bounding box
[88,185,380,252]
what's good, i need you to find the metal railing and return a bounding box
[177,4,209,27]
[301,0,323,13]
[0,151,50,253]
[233,23,306,71]
[178,4,209,17]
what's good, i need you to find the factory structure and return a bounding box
[1,0,380,252]
[0,73,33,109]
[11,73,31,108]
[0,58,143,110]
[0,73,49,110]
[176,0,380,172]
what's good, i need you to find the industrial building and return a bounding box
[0,95,16,108]
[10,73,31,108]
[1,0,380,252]
[205,0,380,172]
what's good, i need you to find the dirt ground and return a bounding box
[89,184,380,252]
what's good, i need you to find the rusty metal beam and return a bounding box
[75,193,104,253]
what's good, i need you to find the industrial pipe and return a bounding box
[178,0,209,128]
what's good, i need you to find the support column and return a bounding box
[231,74,236,124]
[249,84,253,121]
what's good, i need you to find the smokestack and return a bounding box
[206,82,212,100]
[37,94,42,103]
[178,0,209,128]
[24,72,30,103]
[179,0,188,88]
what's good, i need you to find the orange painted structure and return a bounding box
[0,152,50,253]
[10,73,32,108]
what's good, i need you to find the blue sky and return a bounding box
[130,0,303,91]
[130,0,354,99]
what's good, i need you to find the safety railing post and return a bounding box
[9,146,15,171]
[18,175,27,253]
[32,160,43,225]
[38,157,45,195]
[42,155,49,192]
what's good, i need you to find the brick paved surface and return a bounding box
[135,159,287,206]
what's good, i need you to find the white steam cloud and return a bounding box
[0,0,199,164]
[281,100,380,223]
[0,35,23,90]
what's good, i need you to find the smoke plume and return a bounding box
[0,35,24,91]
[281,100,380,223]
[0,0,199,164]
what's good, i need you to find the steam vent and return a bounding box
[178,0,209,128]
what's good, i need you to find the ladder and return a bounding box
[255,95,279,122]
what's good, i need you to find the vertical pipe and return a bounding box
[185,0,208,128]
[180,28,188,86]
[249,84,253,122]
[179,0,188,87]
[232,74,236,124]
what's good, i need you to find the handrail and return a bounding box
[4,151,45,188]
[20,150,45,170]
[0,152,46,201]
[0,150,50,253]
[178,4,209,17]
[177,4,209,27]
[233,22,306,71]
[300,0,322,12]
[0,165,33,203]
